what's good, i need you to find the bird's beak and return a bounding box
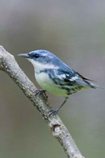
[18,53,29,58]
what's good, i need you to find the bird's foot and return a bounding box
[35,89,46,95]
[49,97,69,116]
[35,89,48,101]
[48,108,59,116]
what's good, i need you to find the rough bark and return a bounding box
[0,46,85,158]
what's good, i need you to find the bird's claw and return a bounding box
[35,89,48,101]
[48,108,59,116]
[35,89,46,95]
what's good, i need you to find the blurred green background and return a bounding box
[0,0,105,158]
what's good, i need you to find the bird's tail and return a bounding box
[77,72,98,89]
[83,79,98,88]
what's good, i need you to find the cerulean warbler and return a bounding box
[19,50,96,114]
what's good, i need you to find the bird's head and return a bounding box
[18,50,59,72]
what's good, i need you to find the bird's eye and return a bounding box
[34,54,39,58]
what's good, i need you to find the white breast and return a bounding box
[28,59,58,73]
[35,72,67,96]
[28,59,67,96]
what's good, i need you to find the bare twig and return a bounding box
[0,46,85,158]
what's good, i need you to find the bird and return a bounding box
[18,50,96,114]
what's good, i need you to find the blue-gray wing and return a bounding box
[46,52,96,88]
[47,68,96,93]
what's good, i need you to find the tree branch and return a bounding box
[0,46,85,158]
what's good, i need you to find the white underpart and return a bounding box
[27,59,90,95]
[27,59,67,96]
[28,59,58,73]
[35,71,68,96]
